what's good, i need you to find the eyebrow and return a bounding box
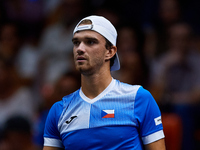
[72,38,78,42]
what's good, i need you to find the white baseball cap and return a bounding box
[73,15,120,71]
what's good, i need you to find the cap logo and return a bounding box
[76,24,93,31]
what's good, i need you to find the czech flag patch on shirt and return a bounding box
[101,110,115,118]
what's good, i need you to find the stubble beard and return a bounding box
[75,59,104,76]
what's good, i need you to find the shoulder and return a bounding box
[51,100,63,109]
[44,100,64,133]
[136,86,153,99]
[114,79,141,95]
[134,86,160,119]
[134,86,158,109]
[114,79,152,98]
[48,100,64,119]
[62,89,80,105]
[49,89,80,113]
[62,89,79,99]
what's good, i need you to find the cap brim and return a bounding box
[110,53,120,71]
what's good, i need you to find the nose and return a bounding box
[76,42,86,55]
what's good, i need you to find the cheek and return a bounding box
[93,45,107,57]
[91,49,105,62]
[73,47,76,55]
[73,48,77,59]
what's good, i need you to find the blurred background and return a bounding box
[0,0,200,150]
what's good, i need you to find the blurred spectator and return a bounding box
[41,71,81,109]
[88,0,121,28]
[0,22,21,61]
[0,21,40,88]
[179,0,200,35]
[112,25,149,88]
[2,0,44,38]
[0,56,36,129]
[115,0,144,25]
[158,0,181,26]
[38,0,86,85]
[156,0,182,54]
[33,71,80,148]
[42,0,62,17]
[150,22,200,150]
[15,33,41,88]
[143,0,182,63]
[94,7,121,29]
[0,115,38,150]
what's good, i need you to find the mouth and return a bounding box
[76,56,86,62]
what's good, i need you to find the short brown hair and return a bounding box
[78,19,92,26]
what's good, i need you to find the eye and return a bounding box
[87,40,94,45]
[86,39,97,45]
[72,40,80,46]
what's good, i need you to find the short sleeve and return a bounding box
[134,87,165,145]
[43,101,64,148]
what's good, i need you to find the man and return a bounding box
[43,15,166,150]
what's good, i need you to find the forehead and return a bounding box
[73,30,105,41]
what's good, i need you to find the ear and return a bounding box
[105,46,117,61]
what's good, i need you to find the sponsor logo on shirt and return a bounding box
[66,116,77,124]
[101,110,115,118]
[154,116,162,126]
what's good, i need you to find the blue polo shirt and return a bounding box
[44,79,164,149]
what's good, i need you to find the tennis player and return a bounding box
[43,15,166,150]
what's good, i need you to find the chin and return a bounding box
[77,67,94,76]
[76,66,87,73]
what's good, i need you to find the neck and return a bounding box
[81,70,112,99]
